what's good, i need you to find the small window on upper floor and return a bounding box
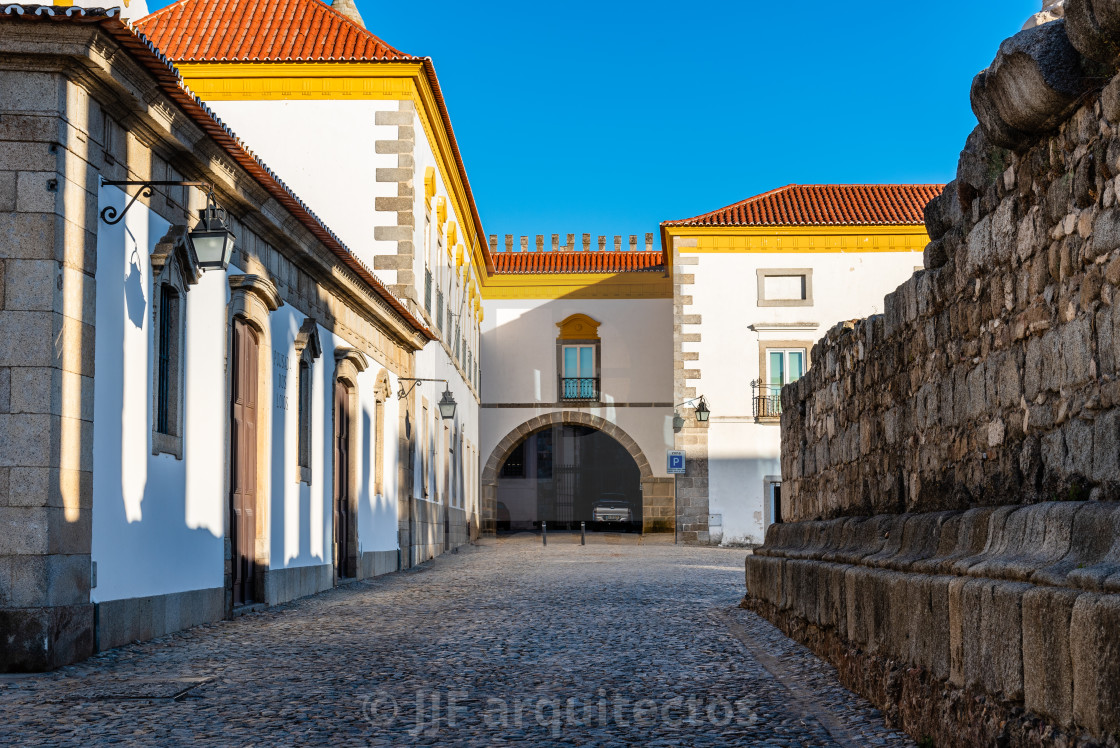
[556,313,601,402]
[757,268,813,307]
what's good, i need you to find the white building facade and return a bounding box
[478,238,675,534]
[137,0,487,563]
[662,184,938,545]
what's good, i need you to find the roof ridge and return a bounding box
[661,183,944,228]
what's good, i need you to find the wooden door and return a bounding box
[230,318,259,606]
[334,380,352,579]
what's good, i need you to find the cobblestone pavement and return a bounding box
[0,533,913,747]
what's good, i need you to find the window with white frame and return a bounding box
[754,344,809,420]
[560,344,597,400]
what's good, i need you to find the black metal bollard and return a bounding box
[581,521,586,545]
[542,521,547,546]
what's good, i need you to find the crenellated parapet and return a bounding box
[488,233,656,253]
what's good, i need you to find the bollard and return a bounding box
[581,521,586,545]
[542,521,547,546]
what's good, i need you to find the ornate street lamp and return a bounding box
[437,387,458,420]
[189,190,237,271]
[672,396,711,431]
[694,398,710,422]
[100,179,236,272]
[398,378,457,420]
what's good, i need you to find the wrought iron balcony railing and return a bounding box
[424,268,432,315]
[561,377,600,401]
[752,381,783,419]
[435,289,444,332]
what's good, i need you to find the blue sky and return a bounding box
[148,0,1040,239]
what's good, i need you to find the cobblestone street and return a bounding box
[0,535,911,747]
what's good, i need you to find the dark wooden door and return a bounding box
[230,318,259,606]
[334,380,352,579]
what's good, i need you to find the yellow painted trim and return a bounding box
[424,166,435,203]
[556,313,602,341]
[176,61,491,283]
[447,221,457,248]
[482,272,672,300]
[664,224,929,254]
[455,243,465,268]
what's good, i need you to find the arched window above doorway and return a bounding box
[555,313,601,403]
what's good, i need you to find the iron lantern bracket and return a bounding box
[98,179,212,225]
[396,377,449,401]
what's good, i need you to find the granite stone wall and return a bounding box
[781,27,1120,524]
[746,4,1120,746]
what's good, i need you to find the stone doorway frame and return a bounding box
[481,411,673,535]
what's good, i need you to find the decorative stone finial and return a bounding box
[331,0,365,28]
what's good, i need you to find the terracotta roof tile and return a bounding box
[135,0,412,61]
[0,4,434,340]
[662,184,943,228]
[133,0,492,274]
[492,251,664,275]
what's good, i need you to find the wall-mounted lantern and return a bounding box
[100,179,236,272]
[398,377,457,420]
[437,387,458,420]
[189,191,237,271]
[672,396,711,432]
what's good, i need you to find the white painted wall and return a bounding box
[480,297,674,477]
[92,187,227,602]
[210,96,482,528]
[203,99,401,276]
[682,248,923,545]
[91,184,409,606]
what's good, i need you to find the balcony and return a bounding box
[435,289,444,332]
[752,382,783,420]
[561,377,599,401]
[424,268,432,315]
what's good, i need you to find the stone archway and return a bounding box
[481,411,672,535]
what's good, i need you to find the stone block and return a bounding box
[1023,586,1080,728]
[960,578,1029,702]
[0,413,52,469]
[3,260,55,313]
[0,171,15,212]
[1070,593,1120,737]
[16,172,59,214]
[0,312,54,367]
[0,368,9,413]
[0,603,93,673]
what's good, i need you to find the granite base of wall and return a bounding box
[263,565,333,607]
[95,589,223,653]
[743,501,1120,747]
[0,604,94,672]
[360,550,399,579]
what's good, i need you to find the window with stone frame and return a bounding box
[293,318,322,484]
[756,268,813,307]
[150,226,199,459]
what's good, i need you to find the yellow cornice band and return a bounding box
[176,61,491,283]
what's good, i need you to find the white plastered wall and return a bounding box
[91,187,227,602]
[682,248,924,545]
[479,297,674,476]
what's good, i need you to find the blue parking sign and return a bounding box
[667,450,686,474]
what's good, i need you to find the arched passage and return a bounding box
[482,412,668,534]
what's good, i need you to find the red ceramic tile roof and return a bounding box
[134,0,412,61]
[662,184,943,228]
[0,4,434,340]
[134,0,492,275]
[492,251,664,275]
